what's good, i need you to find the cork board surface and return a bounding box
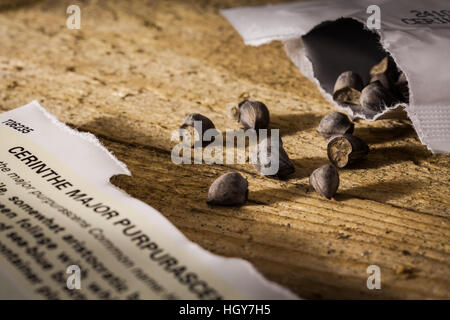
[0,0,448,299]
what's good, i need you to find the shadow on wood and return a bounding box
[354,122,416,145]
[350,145,432,170]
[271,112,322,137]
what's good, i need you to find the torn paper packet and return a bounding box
[222,0,450,153]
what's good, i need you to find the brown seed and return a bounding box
[180,113,217,147]
[360,81,397,118]
[317,112,354,138]
[309,164,339,199]
[327,134,369,168]
[333,87,361,106]
[181,113,216,131]
[370,73,391,90]
[252,137,295,179]
[206,172,248,206]
[333,71,364,93]
[229,100,270,130]
[370,56,399,83]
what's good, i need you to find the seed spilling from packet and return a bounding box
[332,55,409,119]
[311,109,371,198]
[360,81,397,116]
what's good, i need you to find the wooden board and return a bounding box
[0,0,448,299]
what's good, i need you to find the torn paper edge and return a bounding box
[31,101,131,176]
[283,36,407,121]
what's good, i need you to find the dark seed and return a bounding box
[229,100,270,130]
[181,113,215,131]
[180,113,217,147]
[252,137,295,179]
[327,134,369,168]
[333,71,364,93]
[333,87,361,106]
[370,73,391,90]
[207,172,248,206]
[360,81,397,117]
[309,164,339,199]
[317,112,354,138]
[370,56,399,83]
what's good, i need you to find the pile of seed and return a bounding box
[311,112,369,199]
[333,55,409,119]
[307,55,410,199]
[180,100,295,206]
[178,55,409,205]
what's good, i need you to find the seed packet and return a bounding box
[222,0,450,153]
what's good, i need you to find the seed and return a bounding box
[332,72,363,107]
[370,73,391,90]
[370,56,399,83]
[228,100,270,130]
[333,71,363,93]
[180,113,217,147]
[206,172,248,206]
[181,113,216,131]
[309,164,339,199]
[327,134,369,168]
[360,81,397,117]
[251,137,295,179]
[333,87,361,106]
[317,112,354,138]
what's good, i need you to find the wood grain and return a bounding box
[0,0,448,299]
